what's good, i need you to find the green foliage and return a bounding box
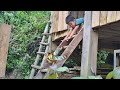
[64,59,78,68]
[71,75,102,79]
[56,66,69,73]
[0,11,50,78]
[47,73,59,79]
[113,67,120,79]
[106,67,120,79]
[97,50,110,68]
[106,71,113,79]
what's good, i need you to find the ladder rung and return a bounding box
[42,33,52,35]
[31,65,48,72]
[40,42,49,46]
[31,65,41,69]
[37,52,47,55]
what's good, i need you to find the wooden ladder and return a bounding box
[33,25,84,79]
[29,20,52,79]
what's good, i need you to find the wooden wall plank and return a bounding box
[77,11,84,18]
[0,24,11,78]
[92,11,100,28]
[116,11,120,21]
[70,11,78,18]
[107,11,117,23]
[58,11,64,31]
[52,11,59,33]
[63,11,69,30]
[100,11,108,26]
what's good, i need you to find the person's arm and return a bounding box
[65,28,72,38]
[62,28,72,41]
[67,25,79,39]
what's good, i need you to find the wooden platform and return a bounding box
[93,20,120,50]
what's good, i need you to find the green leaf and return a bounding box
[48,73,59,79]
[88,75,102,79]
[106,71,113,79]
[56,66,69,73]
[71,77,87,79]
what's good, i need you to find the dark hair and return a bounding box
[65,15,75,24]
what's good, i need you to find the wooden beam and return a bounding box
[0,24,11,78]
[81,11,97,77]
[90,30,98,75]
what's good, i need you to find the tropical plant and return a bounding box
[0,11,50,78]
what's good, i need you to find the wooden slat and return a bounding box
[37,52,47,55]
[77,11,84,18]
[52,11,59,33]
[116,11,120,21]
[0,24,11,77]
[92,11,100,28]
[70,11,78,19]
[100,11,108,26]
[58,11,63,31]
[40,42,49,46]
[107,11,117,23]
[52,30,68,41]
[42,33,52,35]
[63,11,69,30]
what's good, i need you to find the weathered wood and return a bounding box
[90,30,98,75]
[77,11,84,18]
[57,26,83,67]
[69,66,81,71]
[81,11,94,77]
[116,11,120,21]
[70,11,78,19]
[31,65,48,72]
[116,56,119,67]
[92,11,100,27]
[52,30,68,41]
[63,11,69,30]
[100,11,107,26]
[52,11,59,33]
[37,52,47,55]
[58,11,64,31]
[51,41,58,51]
[107,11,117,23]
[39,42,49,46]
[42,33,52,35]
[29,22,50,79]
[0,24,11,78]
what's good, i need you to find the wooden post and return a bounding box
[90,30,98,75]
[81,11,98,77]
[0,24,11,78]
